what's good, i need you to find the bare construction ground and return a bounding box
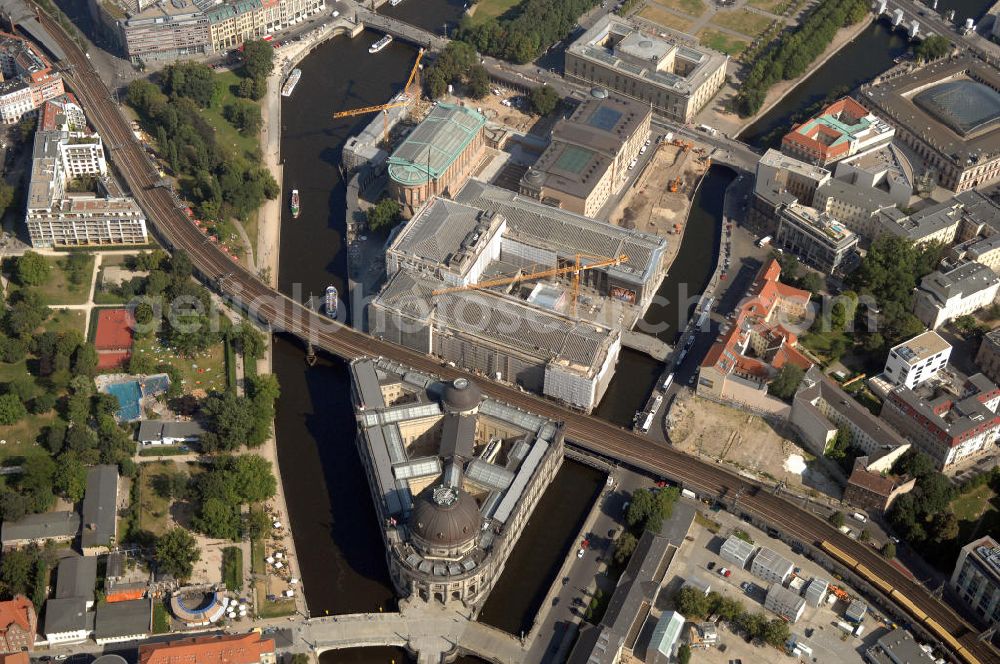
[667,394,842,499]
[609,142,709,239]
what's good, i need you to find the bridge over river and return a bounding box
[301,604,523,663]
[30,8,998,664]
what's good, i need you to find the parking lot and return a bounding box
[645,506,899,663]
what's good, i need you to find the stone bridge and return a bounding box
[355,7,448,49]
[301,604,525,664]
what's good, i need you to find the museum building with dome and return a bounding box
[349,357,565,613]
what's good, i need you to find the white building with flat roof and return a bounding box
[765,584,805,623]
[883,330,951,389]
[751,546,794,585]
[913,261,1000,329]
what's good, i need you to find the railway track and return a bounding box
[31,8,999,663]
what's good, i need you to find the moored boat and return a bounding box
[325,285,338,317]
[369,34,393,53]
[290,189,300,218]
[281,68,302,97]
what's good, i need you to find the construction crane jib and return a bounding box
[331,48,425,140]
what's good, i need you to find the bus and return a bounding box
[661,373,675,390]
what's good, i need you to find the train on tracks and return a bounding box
[820,541,983,664]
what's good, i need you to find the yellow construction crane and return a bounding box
[432,254,629,317]
[332,48,425,142]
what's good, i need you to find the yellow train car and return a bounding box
[856,563,893,595]
[889,589,928,622]
[924,618,982,664]
[821,540,859,569]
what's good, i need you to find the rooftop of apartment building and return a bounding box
[889,330,951,365]
[838,142,914,185]
[780,203,858,247]
[0,31,52,77]
[862,55,1000,166]
[759,149,831,182]
[958,535,1000,586]
[886,190,1000,241]
[817,177,896,211]
[387,103,486,187]
[375,269,619,376]
[700,260,812,382]
[919,260,1000,304]
[138,633,276,664]
[887,370,1000,443]
[796,365,908,454]
[567,14,727,95]
[455,180,666,286]
[866,628,936,664]
[783,97,894,160]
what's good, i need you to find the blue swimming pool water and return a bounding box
[107,380,141,421]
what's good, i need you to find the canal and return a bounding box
[594,167,733,426]
[274,2,607,662]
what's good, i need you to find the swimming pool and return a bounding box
[107,380,142,421]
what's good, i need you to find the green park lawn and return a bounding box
[639,5,694,32]
[43,309,87,337]
[137,461,178,537]
[697,29,750,56]
[0,359,59,462]
[951,484,999,547]
[747,0,791,14]
[7,254,95,306]
[654,0,706,18]
[709,9,774,37]
[205,70,261,161]
[132,333,227,394]
[465,0,521,25]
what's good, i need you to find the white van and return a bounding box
[852,512,868,523]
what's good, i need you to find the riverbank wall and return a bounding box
[737,16,875,134]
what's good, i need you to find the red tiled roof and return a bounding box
[701,259,812,379]
[847,466,897,497]
[94,308,134,351]
[0,653,30,664]
[138,633,276,664]
[0,596,34,635]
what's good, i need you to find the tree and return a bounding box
[468,65,491,99]
[893,449,935,481]
[53,453,88,503]
[289,655,311,664]
[155,528,201,579]
[931,511,959,543]
[15,252,50,287]
[768,365,804,401]
[244,508,271,540]
[798,271,824,295]
[31,393,56,415]
[0,549,33,598]
[612,531,637,565]
[0,394,26,426]
[858,528,871,543]
[674,586,710,618]
[72,344,98,378]
[366,198,402,233]
[881,541,896,559]
[5,290,50,337]
[201,392,256,452]
[677,644,691,664]
[624,487,677,533]
[242,40,275,80]
[529,85,560,116]
[0,182,14,219]
[224,100,262,135]
[193,497,241,540]
[163,62,217,107]
[226,454,277,503]
[763,618,790,647]
[828,510,845,528]
[914,35,950,62]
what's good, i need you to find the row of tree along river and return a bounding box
[272,1,998,660]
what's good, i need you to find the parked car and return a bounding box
[718,567,731,577]
[707,561,716,570]
[577,548,585,559]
